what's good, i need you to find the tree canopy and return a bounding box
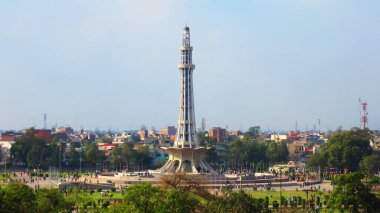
[360,155,380,176]
[0,183,72,213]
[10,128,64,168]
[328,172,380,212]
[307,128,372,172]
[266,141,288,164]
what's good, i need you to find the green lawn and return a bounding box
[64,190,123,204]
[246,189,329,203]
[0,173,10,182]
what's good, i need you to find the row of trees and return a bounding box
[198,129,289,167]
[10,129,62,168]
[230,136,288,164]
[9,128,152,170]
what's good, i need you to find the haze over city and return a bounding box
[0,0,379,131]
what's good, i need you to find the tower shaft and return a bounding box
[174,27,197,148]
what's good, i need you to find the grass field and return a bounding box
[64,190,123,202]
[246,189,328,202]
[63,188,329,208]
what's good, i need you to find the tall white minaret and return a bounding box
[154,26,215,174]
[174,26,198,148]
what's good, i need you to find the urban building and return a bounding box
[208,127,228,144]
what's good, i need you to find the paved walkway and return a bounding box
[7,172,333,192]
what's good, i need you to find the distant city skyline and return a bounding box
[0,1,379,131]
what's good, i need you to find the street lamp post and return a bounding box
[280,171,282,213]
[59,141,62,174]
[4,160,7,177]
[79,147,82,173]
[240,172,242,190]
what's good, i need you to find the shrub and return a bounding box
[302,199,306,208]
[90,189,94,194]
[272,200,279,209]
[323,198,328,206]
[310,202,315,208]
[265,196,269,208]
[83,201,92,209]
[284,199,288,207]
[316,196,320,206]
[297,196,302,206]
[102,201,110,209]
[110,187,116,192]
[96,188,102,192]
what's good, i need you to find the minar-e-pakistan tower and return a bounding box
[155,26,214,174]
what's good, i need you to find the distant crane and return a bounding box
[359,98,368,129]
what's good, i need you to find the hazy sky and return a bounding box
[0,0,379,132]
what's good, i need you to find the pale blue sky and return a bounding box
[0,0,379,131]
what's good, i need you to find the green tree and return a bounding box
[165,189,199,213]
[245,126,261,139]
[196,131,208,147]
[122,183,165,213]
[266,141,288,164]
[83,143,104,170]
[120,143,134,169]
[360,155,380,176]
[307,152,327,168]
[10,128,62,169]
[36,189,72,213]
[110,145,123,170]
[0,183,36,213]
[11,128,46,167]
[328,172,380,212]
[229,139,244,164]
[311,129,372,172]
[67,145,80,168]
[229,137,268,165]
[45,139,63,168]
[26,145,45,168]
[133,146,152,167]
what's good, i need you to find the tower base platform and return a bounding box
[151,147,215,174]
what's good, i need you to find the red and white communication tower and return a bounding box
[359,99,368,129]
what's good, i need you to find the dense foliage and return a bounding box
[307,128,372,172]
[229,136,288,166]
[0,183,72,213]
[328,172,380,212]
[10,129,63,168]
[111,183,266,213]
